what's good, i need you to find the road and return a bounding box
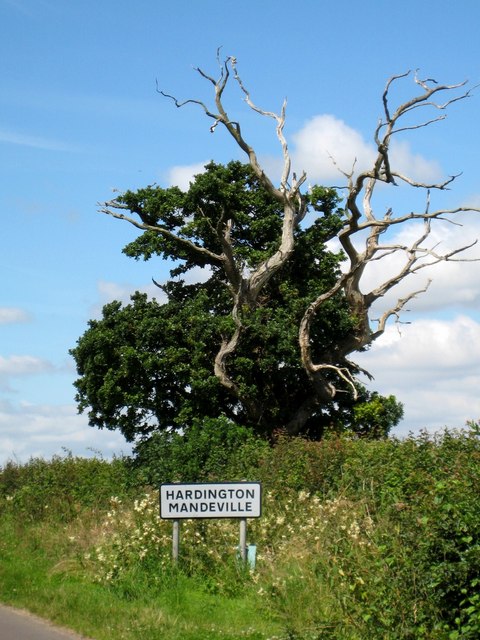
[0,605,92,640]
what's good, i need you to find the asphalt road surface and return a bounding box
[0,605,92,640]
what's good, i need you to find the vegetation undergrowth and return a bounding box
[1,426,480,639]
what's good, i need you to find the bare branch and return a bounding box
[372,281,432,339]
[308,364,359,399]
[382,71,411,122]
[388,172,460,191]
[299,70,479,404]
[230,58,295,193]
[100,201,224,265]
[129,60,480,434]
[352,205,480,234]
[156,57,316,414]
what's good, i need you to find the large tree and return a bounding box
[72,161,402,440]
[72,57,477,443]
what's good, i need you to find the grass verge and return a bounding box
[0,514,280,640]
[1,430,480,639]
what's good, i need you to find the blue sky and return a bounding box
[2,0,480,463]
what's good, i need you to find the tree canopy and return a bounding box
[71,57,478,447]
[71,161,403,441]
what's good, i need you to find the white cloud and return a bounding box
[95,267,212,314]
[97,280,144,304]
[291,115,375,182]
[0,355,54,393]
[289,114,442,185]
[0,355,53,377]
[0,127,78,152]
[360,315,480,373]
[389,139,442,184]
[92,280,167,317]
[0,307,31,324]
[180,265,212,285]
[164,116,442,196]
[166,162,207,190]
[359,211,480,315]
[355,315,480,434]
[0,401,132,464]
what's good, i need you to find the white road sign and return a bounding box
[160,482,262,519]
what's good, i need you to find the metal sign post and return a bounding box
[172,519,180,563]
[160,482,262,564]
[239,518,247,564]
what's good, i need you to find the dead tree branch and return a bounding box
[299,71,479,411]
[103,59,479,434]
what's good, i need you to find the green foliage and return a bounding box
[70,291,230,441]
[351,392,404,438]
[335,428,480,638]
[2,429,479,638]
[71,161,403,444]
[71,428,480,638]
[132,417,269,485]
[0,453,134,521]
[256,434,353,494]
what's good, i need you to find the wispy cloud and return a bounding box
[0,127,78,152]
[97,280,166,305]
[0,307,31,325]
[0,355,55,392]
[166,162,207,190]
[356,316,480,434]
[0,355,54,379]
[0,87,163,123]
[93,269,212,316]
[90,280,167,318]
[289,114,442,184]
[0,400,132,463]
[2,0,55,18]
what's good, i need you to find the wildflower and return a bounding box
[348,521,360,540]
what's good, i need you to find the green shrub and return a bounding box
[2,427,480,639]
[337,428,480,637]
[0,453,135,521]
[132,417,268,485]
[255,433,353,495]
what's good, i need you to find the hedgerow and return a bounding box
[1,426,479,639]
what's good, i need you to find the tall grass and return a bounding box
[1,428,480,639]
